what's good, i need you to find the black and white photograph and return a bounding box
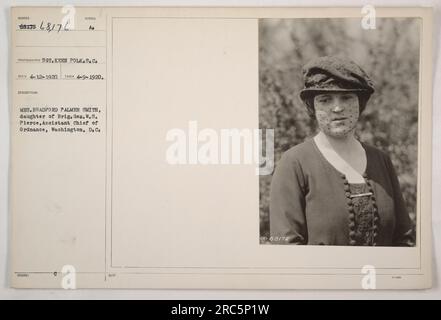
[259,18,420,247]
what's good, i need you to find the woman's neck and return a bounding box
[314,130,367,183]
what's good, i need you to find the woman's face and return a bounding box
[313,92,360,138]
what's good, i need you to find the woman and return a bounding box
[269,56,415,246]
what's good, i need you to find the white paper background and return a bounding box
[1,0,440,299]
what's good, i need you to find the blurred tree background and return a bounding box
[259,18,420,241]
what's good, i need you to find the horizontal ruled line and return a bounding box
[15,45,105,48]
[16,29,105,32]
[14,271,425,276]
[15,61,106,64]
[15,79,105,81]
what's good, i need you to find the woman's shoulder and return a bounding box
[274,140,316,184]
[361,141,394,169]
[361,141,391,159]
[279,139,317,164]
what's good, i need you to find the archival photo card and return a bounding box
[9,6,432,289]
